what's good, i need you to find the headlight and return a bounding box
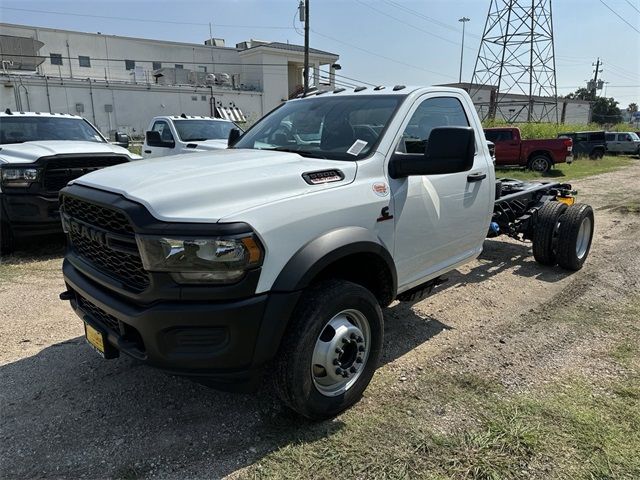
[1,167,40,187]
[136,234,263,284]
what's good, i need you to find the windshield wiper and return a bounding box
[263,146,327,159]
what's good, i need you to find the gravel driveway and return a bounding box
[1,162,639,479]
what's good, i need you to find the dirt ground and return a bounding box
[1,162,639,479]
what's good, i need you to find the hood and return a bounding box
[0,141,135,164]
[190,139,228,151]
[73,149,357,222]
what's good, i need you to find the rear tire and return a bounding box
[590,148,604,160]
[528,155,552,173]
[273,280,383,420]
[556,203,594,271]
[532,201,568,266]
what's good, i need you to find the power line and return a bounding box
[624,0,640,14]
[352,0,474,50]
[381,0,482,40]
[598,0,640,34]
[0,6,295,30]
[311,29,456,80]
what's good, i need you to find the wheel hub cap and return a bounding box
[311,309,371,397]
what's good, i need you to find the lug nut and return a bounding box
[356,357,363,364]
[350,367,356,373]
[335,368,343,375]
[350,333,356,339]
[357,336,364,343]
[333,359,340,365]
[342,371,349,378]
[358,346,365,352]
[342,338,349,344]
[335,348,343,355]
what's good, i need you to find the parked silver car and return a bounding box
[605,131,640,155]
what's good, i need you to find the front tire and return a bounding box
[273,280,383,420]
[528,155,552,173]
[0,220,14,255]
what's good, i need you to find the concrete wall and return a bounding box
[2,76,263,137]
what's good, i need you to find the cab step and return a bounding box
[397,276,448,302]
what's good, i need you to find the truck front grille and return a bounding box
[77,295,121,333]
[43,156,128,193]
[61,195,150,293]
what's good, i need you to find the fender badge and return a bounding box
[372,182,389,197]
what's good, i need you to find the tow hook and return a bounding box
[59,290,74,301]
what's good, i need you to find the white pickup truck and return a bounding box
[0,111,139,253]
[59,86,594,419]
[142,114,240,158]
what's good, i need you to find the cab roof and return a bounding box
[0,109,83,118]
[294,85,466,99]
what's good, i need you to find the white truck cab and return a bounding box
[60,86,594,419]
[142,114,240,158]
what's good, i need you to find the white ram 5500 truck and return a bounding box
[0,111,139,254]
[59,86,594,419]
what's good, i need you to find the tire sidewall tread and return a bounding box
[532,201,568,266]
[273,279,383,420]
[556,203,594,271]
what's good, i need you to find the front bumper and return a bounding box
[0,192,61,237]
[63,259,301,390]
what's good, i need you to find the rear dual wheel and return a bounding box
[532,202,594,271]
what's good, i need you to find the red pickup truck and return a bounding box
[484,127,573,172]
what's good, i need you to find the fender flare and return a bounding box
[272,226,397,298]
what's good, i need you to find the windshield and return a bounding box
[0,117,105,144]
[629,132,640,141]
[173,119,236,142]
[233,95,404,160]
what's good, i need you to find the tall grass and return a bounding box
[482,120,636,139]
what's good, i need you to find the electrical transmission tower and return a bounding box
[470,0,558,123]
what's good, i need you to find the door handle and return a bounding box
[144,150,152,154]
[467,173,486,183]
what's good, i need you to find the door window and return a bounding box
[151,121,174,142]
[618,134,631,141]
[605,133,616,141]
[398,97,470,154]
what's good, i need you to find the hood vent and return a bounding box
[302,169,345,185]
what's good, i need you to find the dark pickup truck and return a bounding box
[484,127,573,172]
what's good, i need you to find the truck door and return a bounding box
[143,120,176,158]
[605,133,617,153]
[390,95,493,290]
[490,129,520,165]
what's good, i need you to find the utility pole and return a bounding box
[300,0,310,95]
[458,17,470,84]
[591,57,602,97]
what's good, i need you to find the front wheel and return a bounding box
[273,280,383,420]
[528,155,552,173]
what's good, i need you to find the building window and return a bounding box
[125,60,135,70]
[191,96,198,101]
[78,56,91,67]
[198,66,207,73]
[201,95,207,101]
[50,53,63,65]
[175,64,183,69]
[152,61,162,70]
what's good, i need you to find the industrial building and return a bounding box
[442,83,592,124]
[0,23,340,137]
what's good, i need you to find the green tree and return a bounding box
[628,103,638,113]
[592,97,622,124]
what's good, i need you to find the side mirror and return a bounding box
[389,127,475,179]
[114,132,129,148]
[146,130,175,148]
[228,128,241,147]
